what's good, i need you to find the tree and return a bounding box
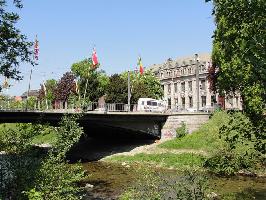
[0,0,34,88]
[38,79,57,102]
[53,72,75,102]
[105,74,128,103]
[121,70,164,104]
[71,58,109,102]
[207,0,266,118]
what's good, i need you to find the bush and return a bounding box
[0,115,86,199]
[204,112,265,175]
[176,121,188,138]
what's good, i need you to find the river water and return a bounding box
[80,161,266,200]
[69,137,266,200]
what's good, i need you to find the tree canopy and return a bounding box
[121,71,164,104]
[0,0,33,86]
[208,0,266,117]
[71,58,109,102]
[38,79,57,102]
[105,74,128,103]
[106,71,164,104]
[53,72,75,102]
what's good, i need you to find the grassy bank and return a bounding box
[0,123,57,146]
[107,110,265,177]
[159,111,229,152]
[105,111,229,170]
[106,153,204,170]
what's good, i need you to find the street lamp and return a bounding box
[195,54,200,112]
[127,71,131,112]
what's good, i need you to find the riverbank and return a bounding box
[83,111,265,199]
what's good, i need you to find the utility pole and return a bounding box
[195,54,200,112]
[127,71,131,112]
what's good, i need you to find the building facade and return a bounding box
[149,53,242,111]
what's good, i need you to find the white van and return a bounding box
[137,98,166,112]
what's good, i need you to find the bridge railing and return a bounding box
[0,99,139,112]
[0,98,215,113]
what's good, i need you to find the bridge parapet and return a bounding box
[161,113,210,139]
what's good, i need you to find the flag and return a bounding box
[92,48,98,67]
[138,56,144,75]
[2,77,9,89]
[75,81,79,94]
[34,36,39,60]
[42,82,46,96]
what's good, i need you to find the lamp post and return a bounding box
[127,71,131,112]
[195,54,200,112]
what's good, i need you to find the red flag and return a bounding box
[92,48,98,67]
[34,36,39,60]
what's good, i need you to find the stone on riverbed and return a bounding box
[85,183,94,189]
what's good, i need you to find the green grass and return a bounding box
[31,131,57,145]
[0,123,57,145]
[106,153,204,170]
[159,111,229,152]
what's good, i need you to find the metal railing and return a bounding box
[0,99,139,112]
[0,98,216,114]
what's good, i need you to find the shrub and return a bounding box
[0,114,86,199]
[204,112,264,175]
[176,121,188,138]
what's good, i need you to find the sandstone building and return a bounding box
[149,53,242,111]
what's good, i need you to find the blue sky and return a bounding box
[4,0,215,96]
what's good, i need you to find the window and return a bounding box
[188,81,192,92]
[200,80,206,90]
[236,97,239,107]
[147,101,151,106]
[151,101,157,106]
[201,96,206,107]
[189,97,193,108]
[167,71,172,77]
[141,101,144,105]
[174,83,178,93]
[175,98,178,105]
[182,97,185,109]
[181,82,185,92]
[211,95,216,106]
[168,84,171,94]
[168,98,171,109]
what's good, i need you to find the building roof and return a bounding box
[21,89,39,98]
[149,53,211,72]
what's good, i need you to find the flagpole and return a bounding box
[26,35,38,111]
[83,46,98,108]
[25,67,33,111]
[77,80,81,103]
[127,71,131,112]
[82,74,89,107]
[42,80,48,110]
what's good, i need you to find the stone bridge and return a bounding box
[0,110,210,139]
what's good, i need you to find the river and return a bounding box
[68,137,266,200]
